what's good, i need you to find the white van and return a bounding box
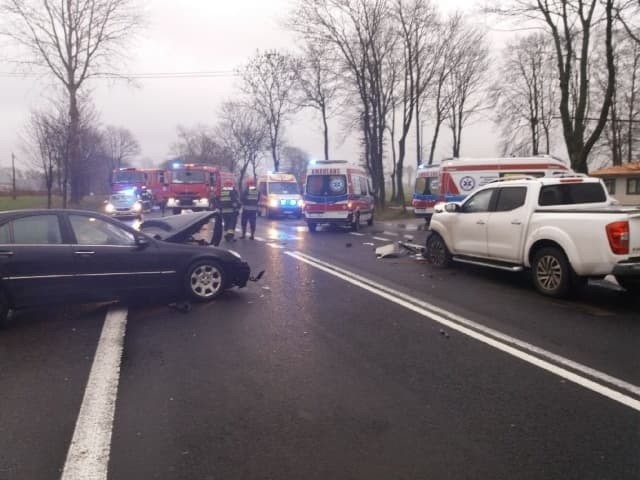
[412,156,572,221]
[257,173,303,218]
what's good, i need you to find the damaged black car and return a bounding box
[0,209,251,326]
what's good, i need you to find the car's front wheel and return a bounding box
[425,233,452,267]
[185,260,226,302]
[531,247,571,298]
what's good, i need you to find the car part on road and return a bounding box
[168,301,193,313]
[249,270,265,282]
[531,247,571,298]
[424,233,452,267]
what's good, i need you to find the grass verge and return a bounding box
[0,194,108,212]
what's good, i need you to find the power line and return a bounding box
[0,70,239,79]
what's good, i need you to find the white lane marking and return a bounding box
[373,236,391,242]
[285,251,640,412]
[61,307,128,480]
[382,231,399,236]
[350,232,365,236]
[253,236,266,242]
[267,243,285,249]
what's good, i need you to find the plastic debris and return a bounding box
[375,243,400,258]
[168,301,192,313]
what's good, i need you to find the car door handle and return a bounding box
[0,250,14,257]
[74,250,96,256]
[511,220,522,225]
[476,220,486,225]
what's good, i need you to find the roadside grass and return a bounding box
[0,194,108,212]
[375,206,415,221]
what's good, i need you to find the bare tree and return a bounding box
[491,33,557,156]
[170,125,232,169]
[239,50,301,172]
[1,0,143,203]
[489,0,616,173]
[280,146,310,187]
[104,126,140,183]
[289,0,398,208]
[216,101,267,189]
[295,42,342,160]
[392,0,441,206]
[445,19,490,157]
[23,109,58,207]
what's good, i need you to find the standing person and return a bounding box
[219,185,241,242]
[240,178,259,239]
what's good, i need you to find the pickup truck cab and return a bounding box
[425,175,640,297]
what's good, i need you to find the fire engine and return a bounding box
[165,163,235,214]
[111,167,147,195]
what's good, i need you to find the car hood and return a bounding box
[139,211,217,243]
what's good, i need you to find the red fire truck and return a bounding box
[165,163,235,214]
[111,167,147,195]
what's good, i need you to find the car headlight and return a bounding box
[105,203,115,213]
[227,249,242,259]
[269,198,279,208]
[133,202,142,212]
[198,198,210,207]
[297,199,304,207]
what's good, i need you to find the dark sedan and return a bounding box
[0,209,251,326]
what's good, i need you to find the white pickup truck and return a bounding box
[425,175,640,297]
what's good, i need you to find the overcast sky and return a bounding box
[0,0,504,171]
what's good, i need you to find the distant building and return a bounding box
[590,162,640,206]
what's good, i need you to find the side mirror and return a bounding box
[444,203,460,213]
[135,234,151,248]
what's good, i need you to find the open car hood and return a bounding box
[139,211,217,243]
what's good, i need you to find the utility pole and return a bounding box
[11,152,16,200]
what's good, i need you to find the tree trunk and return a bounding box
[321,103,330,161]
[68,88,81,205]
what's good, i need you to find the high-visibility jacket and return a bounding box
[242,187,259,212]
[219,189,240,214]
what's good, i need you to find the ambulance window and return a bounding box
[352,176,361,195]
[359,177,368,195]
[415,177,427,194]
[306,176,324,195]
[328,175,347,195]
[429,178,440,195]
[367,179,373,195]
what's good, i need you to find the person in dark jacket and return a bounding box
[240,178,259,239]
[219,185,241,242]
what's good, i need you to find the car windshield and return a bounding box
[268,182,298,195]
[306,175,347,196]
[172,169,206,184]
[114,171,145,183]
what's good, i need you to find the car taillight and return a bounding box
[606,221,629,255]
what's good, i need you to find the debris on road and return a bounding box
[346,242,352,247]
[168,301,192,314]
[250,270,265,282]
[375,243,401,258]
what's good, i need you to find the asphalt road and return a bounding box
[1,212,639,480]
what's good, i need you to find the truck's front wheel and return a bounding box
[531,247,571,298]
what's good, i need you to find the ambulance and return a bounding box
[412,156,572,221]
[303,160,375,232]
[257,172,303,218]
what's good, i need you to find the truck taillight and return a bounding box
[606,221,629,255]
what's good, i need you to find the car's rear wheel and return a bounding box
[308,222,317,233]
[0,290,11,329]
[186,260,226,302]
[425,233,452,267]
[531,247,571,298]
[615,276,640,294]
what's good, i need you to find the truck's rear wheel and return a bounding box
[531,247,571,298]
[615,276,640,294]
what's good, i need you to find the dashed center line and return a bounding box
[382,231,399,237]
[349,232,365,236]
[373,236,391,242]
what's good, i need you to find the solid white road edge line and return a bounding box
[349,232,365,236]
[285,251,640,412]
[253,236,266,242]
[61,306,128,480]
[373,237,391,242]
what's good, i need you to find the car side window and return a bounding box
[12,215,62,244]
[461,189,494,213]
[0,222,10,244]
[360,177,368,196]
[495,187,527,212]
[69,215,135,246]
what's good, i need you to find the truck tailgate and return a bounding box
[630,214,640,257]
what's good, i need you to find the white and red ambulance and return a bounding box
[412,156,572,221]
[303,160,375,232]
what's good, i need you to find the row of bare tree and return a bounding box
[22,96,140,207]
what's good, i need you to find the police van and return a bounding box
[303,160,375,232]
[412,156,572,221]
[257,173,303,218]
